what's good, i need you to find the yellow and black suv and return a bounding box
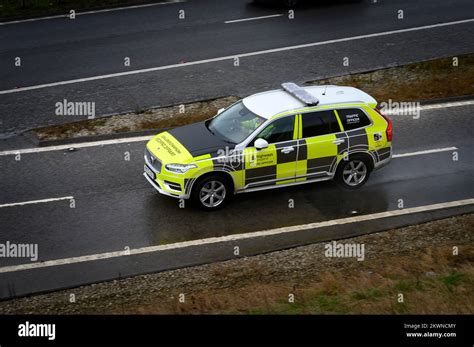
[144,83,392,210]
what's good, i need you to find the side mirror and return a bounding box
[217,108,225,115]
[254,138,269,150]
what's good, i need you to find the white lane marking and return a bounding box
[0,135,152,156]
[0,0,185,26]
[0,99,468,157]
[1,18,473,95]
[0,133,457,158]
[0,196,73,208]
[1,198,473,274]
[420,100,474,111]
[224,14,284,24]
[393,147,458,158]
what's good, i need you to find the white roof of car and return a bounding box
[242,85,377,119]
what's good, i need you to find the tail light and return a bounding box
[375,107,392,142]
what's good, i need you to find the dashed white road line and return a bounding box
[0,196,73,209]
[224,14,284,24]
[0,134,458,158]
[0,100,466,157]
[0,18,473,95]
[0,0,185,26]
[0,197,472,274]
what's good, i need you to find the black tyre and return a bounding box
[336,155,372,189]
[191,175,231,211]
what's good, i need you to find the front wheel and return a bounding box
[336,156,371,189]
[191,175,231,211]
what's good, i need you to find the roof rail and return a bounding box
[281,82,319,106]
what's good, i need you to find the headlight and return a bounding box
[165,163,197,174]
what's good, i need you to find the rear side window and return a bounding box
[337,108,371,131]
[301,110,340,138]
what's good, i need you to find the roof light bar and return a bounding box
[281,82,319,106]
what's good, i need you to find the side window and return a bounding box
[337,108,371,131]
[301,110,340,138]
[256,116,294,144]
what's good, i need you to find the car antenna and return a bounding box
[322,85,328,96]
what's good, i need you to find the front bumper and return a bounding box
[143,152,190,199]
[143,172,189,199]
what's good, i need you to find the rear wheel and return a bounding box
[336,155,372,189]
[191,175,231,211]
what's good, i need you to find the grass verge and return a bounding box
[0,213,472,314]
[31,54,474,142]
[306,54,474,102]
[33,96,239,141]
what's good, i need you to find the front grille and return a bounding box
[145,148,162,173]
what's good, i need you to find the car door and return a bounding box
[336,107,372,152]
[296,109,346,180]
[243,115,298,188]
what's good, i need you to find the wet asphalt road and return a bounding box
[0,104,473,266]
[0,0,473,298]
[0,0,474,137]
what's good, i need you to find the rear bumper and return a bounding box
[374,153,392,170]
[372,145,392,170]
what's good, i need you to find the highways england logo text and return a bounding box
[55,98,96,119]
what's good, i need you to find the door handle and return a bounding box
[332,139,345,145]
[281,146,294,154]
